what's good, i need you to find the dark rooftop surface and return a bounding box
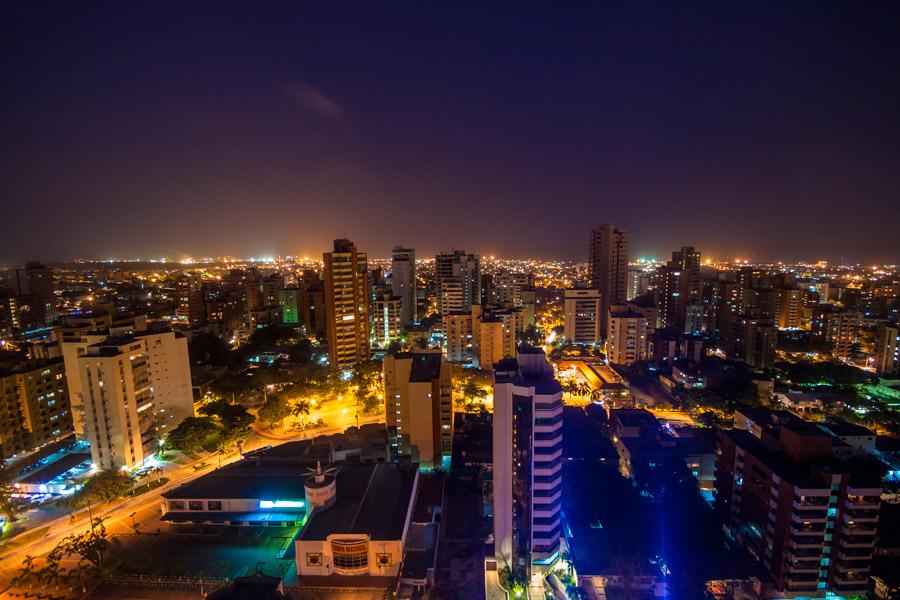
[300,463,417,541]
[206,572,287,600]
[165,462,310,500]
[19,451,91,484]
[822,419,875,437]
[409,351,442,382]
[493,355,563,395]
[721,428,883,488]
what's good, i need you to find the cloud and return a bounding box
[281,82,346,122]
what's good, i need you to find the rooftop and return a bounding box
[409,351,443,382]
[164,461,310,500]
[300,462,417,541]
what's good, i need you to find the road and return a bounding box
[0,394,385,592]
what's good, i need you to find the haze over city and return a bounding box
[3,2,900,264]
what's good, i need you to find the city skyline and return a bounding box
[3,3,900,264]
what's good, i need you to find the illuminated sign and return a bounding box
[259,500,305,509]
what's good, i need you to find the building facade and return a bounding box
[435,250,480,316]
[391,247,417,327]
[588,225,629,337]
[324,239,370,368]
[607,309,651,365]
[383,350,453,469]
[493,349,563,581]
[563,289,601,344]
[76,330,194,469]
[716,410,882,598]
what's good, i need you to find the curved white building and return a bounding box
[492,348,564,581]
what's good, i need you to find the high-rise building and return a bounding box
[588,225,629,337]
[873,324,900,376]
[657,247,701,331]
[444,312,476,363]
[0,290,21,337]
[298,275,326,337]
[716,410,882,598]
[0,357,73,459]
[731,315,778,369]
[671,246,701,301]
[13,261,57,327]
[76,329,194,470]
[775,288,803,330]
[813,309,861,360]
[476,314,516,368]
[607,309,651,365]
[323,239,370,369]
[279,287,301,325]
[391,247,417,327]
[56,312,148,436]
[383,350,452,469]
[493,272,532,307]
[563,289,602,344]
[435,250,480,316]
[626,268,652,301]
[373,292,402,348]
[493,349,563,581]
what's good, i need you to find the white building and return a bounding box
[493,349,563,581]
[564,289,601,344]
[76,329,194,470]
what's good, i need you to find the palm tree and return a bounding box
[13,555,37,588]
[290,399,311,427]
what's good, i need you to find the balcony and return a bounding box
[840,523,877,536]
[832,573,869,587]
[841,511,879,524]
[792,499,828,511]
[791,512,827,524]
[841,538,876,549]
[844,498,880,510]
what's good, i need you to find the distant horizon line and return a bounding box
[1,254,897,270]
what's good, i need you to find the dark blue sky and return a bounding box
[2,2,899,264]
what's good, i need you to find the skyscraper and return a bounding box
[657,246,702,331]
[383,349,453,470]
[435,250,480,316]
[373,292,402,348]
[323,239,370,369]
[588,225,629,337]
[391,247,417,327]
[493,348,563,582]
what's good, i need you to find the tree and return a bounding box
[48,517,115,568]
[215,425,252,452]
[0,466,26,524]
[188,333,230,366]
[199,399,256,430]
[258,394,291,425]
[288,338,314,365]
[73,470,133,506]
[164,416,219,453]
[290,399,311,419]
[12,555,37,588]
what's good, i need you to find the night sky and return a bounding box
[2,2,900,265]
